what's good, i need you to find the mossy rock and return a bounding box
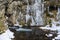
[19,20,26,26]
[0,21,7,34]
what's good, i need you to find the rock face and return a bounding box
[0,0,45,27]
[0,0,59,40]
[0,0,7,33]
[0,0,59,28]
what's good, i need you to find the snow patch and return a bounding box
[0,29,14,40]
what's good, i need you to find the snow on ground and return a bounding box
[46,34,53,37]
[40,25,60,31]
[40,19,60,40]
[0,29,14,40]
[40,19,60,31]
[55,35,60,39]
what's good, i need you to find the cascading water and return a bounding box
[3,0,60,40]
[32,0,44,25]
[26,3,31,23]
[25,0,44,26]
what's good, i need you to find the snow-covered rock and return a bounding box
[55,35,60,40]
[0,29,14,40]
[46,34,53,37]
[40,18,60,40]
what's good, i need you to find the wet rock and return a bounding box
[7,1,23,25]
[10,27,57,40]
[0,5,7,33]
[0,0,59,29]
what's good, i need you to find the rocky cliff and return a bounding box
[0,0,59,33]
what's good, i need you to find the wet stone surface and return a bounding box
[9,27,57,40]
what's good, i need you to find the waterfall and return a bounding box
[32,0,44,25]
[13,0,44,26]
[26,0,31,24]
[25,0,44,26]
